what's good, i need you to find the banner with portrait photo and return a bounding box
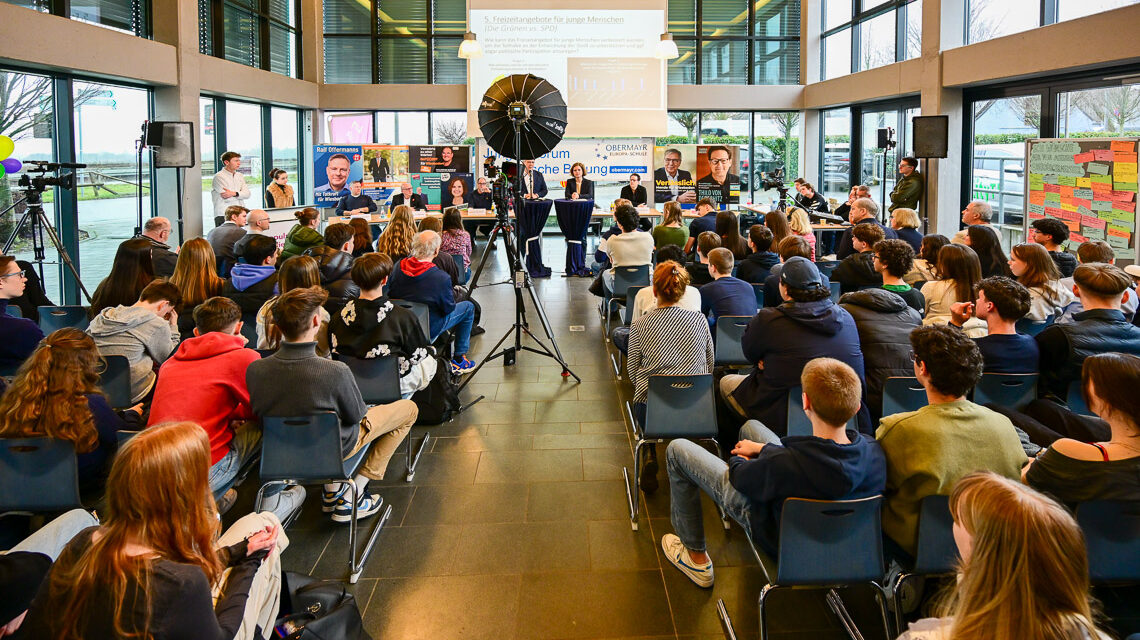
[313,145,365,206]
[694,144,740,206]
[438,173,474,210]
[409,173,444,212]
[411,145,471,174]
[362,145,409,185]
[652,145,699,208]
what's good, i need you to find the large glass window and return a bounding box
[225,101,263,212]
[270,107,300,200]
[199,0,300,78]
[322,0,466,85]
[969,95,1039,232]
[821,0,919,79]
[4,0,150,37]
[199,97,217,226]
[967,0,1136,44]
[1056,83,1140,138]
[668,0,799,85]
[861,109,900,202]
[377,112,429,145]
[822,108,853,203]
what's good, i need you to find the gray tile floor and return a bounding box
[229,236,879,640]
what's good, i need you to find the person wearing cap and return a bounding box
[719,256,869,437]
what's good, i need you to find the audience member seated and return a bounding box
[388,231,477,374]
[416,216,464,286]
[835,197,897,260]
[947,276,1039,374]
[139,216,178,277]
[683,198,719,254]
[832,185,871,224]
[889,207,923,253]
[247,287,419,523]
[304,223,360,315]
[87,279,182,404]
[0,329,139,491]
[686,231,721,288]
[232,209,270,261]
[19,422,288,640]
[871,238,924,313]
[787,208,817,260]
[440,207,473,271]
[610,245,701,354]
[897,472,1107,640]
[1056,240,1138,322]
[763,236,833,308]
[793,181,829,214]
[763,210,792,250]
[904,234,948,286]
[170,237,226,339]
[348,217,375,258]
[652,201,689,250]
[331,253,437,398]
[921,243,985,335]
[1009,242,1074,322]
[222,234,279,317]
[832,223,885,293]
[375,204,416,263]
[699,248,756,327]
[0,254,44,371]
[335,179,378,217]
[206,205,249,276]
[660,358,885,587]
[146,297,266,515]
[6,258,53,323]
[88,237,156,319]
[721,257,867,434]
[951,200,996,245]
[256,255,330,357]
[626,260,714,493]
[737,225,779,284]
[716,211,749,260]
[839,288,921,422]
[1031,217,1078,278]
[1021,353,1140,507]
[965,224,1012,278]
[876,325,1027,559]
[280,208,324,261]
[598,205,654,297]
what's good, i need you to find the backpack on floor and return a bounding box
[275,572,371,640]
[411,356,461,425]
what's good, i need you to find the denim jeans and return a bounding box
[208,421,262,499]
[666,420,781,553]
[8,508,98,559]
[436,300,475,356]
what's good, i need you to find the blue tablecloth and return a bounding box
[516,199,553,278]
[554,198,594,277]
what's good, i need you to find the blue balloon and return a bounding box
[0,158,21,173]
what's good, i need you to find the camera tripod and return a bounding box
[2,186,91,302]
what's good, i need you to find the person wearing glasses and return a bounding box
[0,255,44,372]
[654,148,695,204]
[696,146,739,205]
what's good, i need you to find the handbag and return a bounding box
[274,572,371,640]
[411,356,461,425]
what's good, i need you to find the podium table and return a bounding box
[554,198,594,277]
[517,199,553,278]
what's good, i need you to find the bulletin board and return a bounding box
[1024,138,1139,260]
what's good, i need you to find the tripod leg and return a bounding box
[38,210,92,302]
[468,223,502,293]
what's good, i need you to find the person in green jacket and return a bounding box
[280,207,325,261]
[888,156,923,213]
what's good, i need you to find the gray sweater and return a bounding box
[246,341,367,455]
[87,305,180,402]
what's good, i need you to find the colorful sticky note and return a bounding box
[1058,175,1077,187]
[1077,177,1092,188]
[1092,201,1114,212]
[1111,141,1135,153]
[1060,185,1075,197]
[1074,188,1094,199]
[1117,162,1138,174]
[1116,200,1137,213]
[1093,149,1115,161]
[1112,191,1137,202]
[1108,225,1132,238]
[1085,227,1107,241]
[1073,152,1094,164]
[1082,214,1107,230]
[1029,191,1047,205]
[1088,163,1111,176]
[1115,182,1138,191]
[1061,203,1078,212]
[1091,174,1114,184]
[1073,198,1092,209]
[1028,174,1045,190]
[1046,192,1062,203]
[1071,232,1089,244]
[1028,203,1045,215]
[1116,152,1139,163]
[1044,183,1061,193]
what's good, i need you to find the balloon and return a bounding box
[0,135,12,160]
[0,166,5,179]
[1,158,21,173]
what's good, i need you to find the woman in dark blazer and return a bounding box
[564,162,594,200]
[620,173,648,207]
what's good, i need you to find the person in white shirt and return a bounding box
[211,151,250,219]
[599,204,655,296]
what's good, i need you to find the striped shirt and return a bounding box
[627,305,714,404]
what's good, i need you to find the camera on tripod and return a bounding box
[760,167,790,201]
[482,156,518,221]
[18,161,84,197]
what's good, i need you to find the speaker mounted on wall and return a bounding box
[912,116,949,159]
[145,121,196,169]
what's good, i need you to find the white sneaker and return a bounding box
[261,485,306,523]
[661,533,714,588]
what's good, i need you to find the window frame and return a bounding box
[204,95,308,208]
[201,0,302,78]
[669,0,800,85]
[8,0,151,37]
[820,0,919,79]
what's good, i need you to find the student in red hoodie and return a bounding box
[147,296,276,516]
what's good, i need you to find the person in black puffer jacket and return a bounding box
[304,223,359,316]
[737,224,780,285]
[840,288,921,422]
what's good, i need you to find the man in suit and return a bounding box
[315,153,352,197]
[654,148,695,204]
[206,205,249,277]
[521,159,548,199]
[696,145,740,205]
[389,182,426,212]
[367,153,390,182]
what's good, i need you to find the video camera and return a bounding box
[760,167,787,193]
[482,156,518,221]
[17,161,85,195]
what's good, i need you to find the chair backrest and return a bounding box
[0,438,82,512]
[336,354,401,405]
[972,373,1038,410]
[714,316,750,367]
[815,261,841,278]
[913,495,958,575]
[776,496,885,585]
[624,286,646,325]
[4,305,22,318]
[391,299,431,339]
[751,284,765,309]
[260,413,350,483]
[450,253,467,283]
[255,348,277,358]
[98,355,132,409]
[881,377,927,417]
[828,281,841,303]
[1076,500,1140,583]
[644,374,717,439]
[37,305,89,333]
[1015,314,1054,337]
[612,264,652,301]
[1066,380,1092,416]
[239,312,259,345]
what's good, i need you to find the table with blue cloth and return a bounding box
[554,198,594,277]
[516,198,553,278]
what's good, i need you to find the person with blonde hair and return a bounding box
[787,207,816,260]
[898,472,1107,640]
[169,236,226,338]
[652,200,689,249]
[1008,242,1074,322]
[19,421,288,640]
[889,207,923,252]
[376,204,417,262]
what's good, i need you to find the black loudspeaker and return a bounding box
[877,128,892,149]
[912,115,949,158]
[145,121,196,168]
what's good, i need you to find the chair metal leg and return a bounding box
[253,480,287,514]
[405,430,431,482]
[622,438,646,531]
[346,481,392,584]
[826,588,866,640]
[891,572,912,637]
[759,584,775,640]
[717,598,738,640]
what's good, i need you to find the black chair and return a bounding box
[714,316,750,368]
[610,285,647,380]
[4,305,21,318]
[622,374,726,531]
[391,299,431,341]
[829,281,841,303]
[972,373,1037,410]
[37,305,89,333]
[815,260,841,278]
[1015,314,1054,337]
[239,312,259,346]
[1076,500,1140,585]
[890,495,957,631]
[0,438,82,516]
[255,348,277,358]
[336,354,429,482]
[450,253,467,284]
[98,355,133,409]
[255,413,390,584]
[1066,380,1093,416]
[603,264,652,340]
[881,377,927,417]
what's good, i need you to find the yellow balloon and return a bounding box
[0,136,13,160]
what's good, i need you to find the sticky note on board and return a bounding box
[1046,192,1062,203]
[1111,216,1135,232]
[1116,182,1138,191]
[1091,174,1113,184]
[1073,198,1092,209]
[1116,200,1137,213]
[1060,185,1075,197]
[1075,188,1093,199]
[1112,191,1136,202]
[1044,183,1061,193]
[1085,227,1107,241]
[1071,232,1088,244]
[1092,201,1114,211]
[1115,247,1132,258]
[1093,150,1115,161]
[1073,152,1094,164]
[1082,214,1107,230]
[1108,225,1131,238]
[1116,152,1139,163]
[1077,177,1092,188]
[1108,236,1129,250]
[1028,203,1046,215]
[1064,220,1081,231]
[1045,206,1063,217]
[1061,203,1078,212]
[1058,175,1077,187]
[1118,162,1138,173]
[1028,174,1045,189]
[1029,191,1047,205]
[1111,141,1135,153]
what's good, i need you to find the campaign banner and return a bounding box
[653,144,739,208]
[411,145,471,174]
[475,137,653,199]
[438,173,475,210]
[313,145,365,206]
